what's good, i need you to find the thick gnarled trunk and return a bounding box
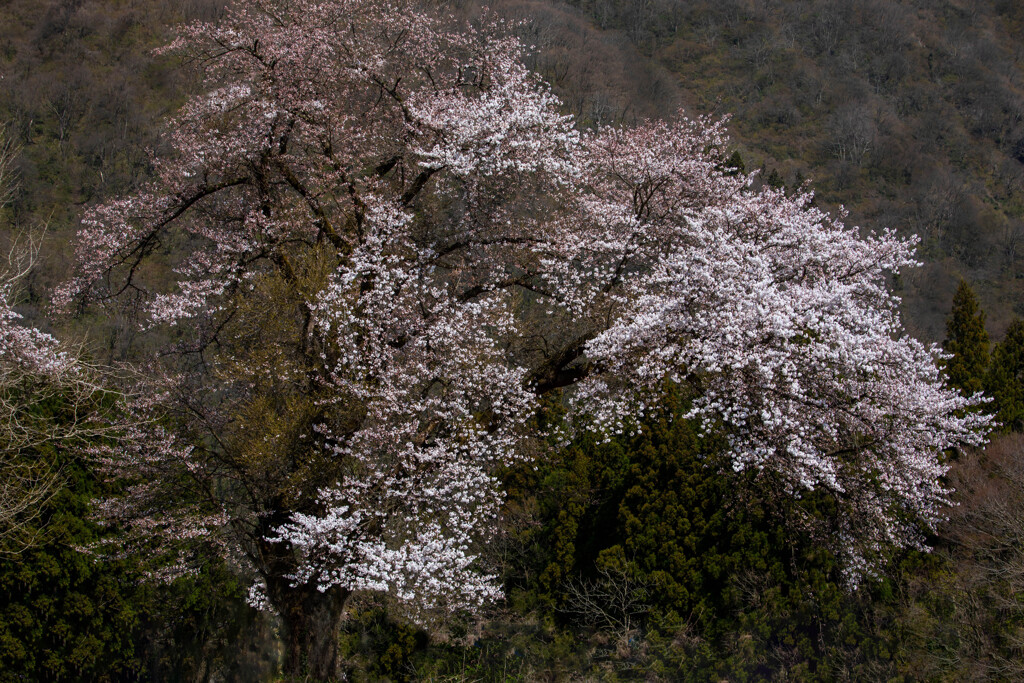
[268,579,351,681]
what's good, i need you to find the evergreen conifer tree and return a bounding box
[723,150,746,176]
[986,319,1024,432]
[943,280,990,396]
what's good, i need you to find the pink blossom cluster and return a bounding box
[0,283,74,378]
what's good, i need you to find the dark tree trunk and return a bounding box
[268,579,351,681]
[256,508,353,680]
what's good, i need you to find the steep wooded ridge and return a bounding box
[0,1,1022,682]
[2,0,1023,339]
[555,0,1024,340]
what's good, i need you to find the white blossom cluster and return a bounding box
[0,284,73,377]
[567,123,989,574]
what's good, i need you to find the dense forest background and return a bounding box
[1,0,1023,680]
[4,0,1024,343]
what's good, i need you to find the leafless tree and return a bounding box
[563,561,651,653]
[829,102,877,165]
[935,434,1024,680]
[998,221,1023,271]
[0,123,18,209]
[0,126,124,552]
[45,78,88,158]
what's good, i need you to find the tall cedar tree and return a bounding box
[987,319,1024,433]
[943,280,990,396]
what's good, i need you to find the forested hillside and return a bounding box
[535,0,1024,340]
[1,0,1023,681]
[3,0,1023,338]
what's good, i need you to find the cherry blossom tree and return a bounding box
[57,0,989,676]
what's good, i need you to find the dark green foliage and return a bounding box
[482,401,1024,681]
[722,149,746,176]
[140,564,277,682]
[494,392,916,680]
[0,448,273,682]
[337,601,591,682]
[764,166,785,189]
[987,319,1024,433]
[943,280,990,396]
[0,456,143,682]
[338,603,428,682]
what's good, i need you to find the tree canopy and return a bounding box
[53,0,990,676]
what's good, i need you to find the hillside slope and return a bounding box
[1,0,1020,343]
[540,0,1024,339]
